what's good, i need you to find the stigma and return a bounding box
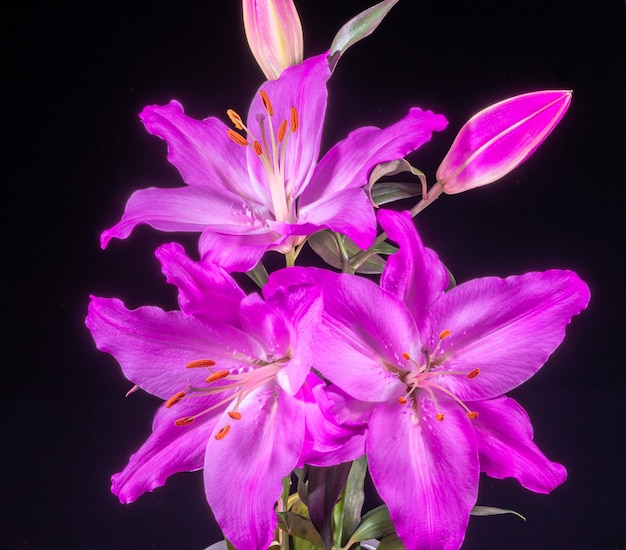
[396,329,480,422]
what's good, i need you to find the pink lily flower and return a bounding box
[86,242,360,550]
[243,0,304,80]
[266,209,589,549]
[101,53,447,271]
[437,90,572,193]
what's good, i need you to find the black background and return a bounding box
[5,1,626,548]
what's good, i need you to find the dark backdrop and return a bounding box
[5,1,625,548]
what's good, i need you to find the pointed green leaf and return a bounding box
[371,181,423,205]
[345,505,396,545]
[308,231,388,274]
[277,512,326,549]
[471,505,526,521]
[246,261,269,288]
[329,0,401,71]
[332,456,367,547]
[368,159,427,206]
[377,533,406,550]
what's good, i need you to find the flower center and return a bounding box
[395,329,480,421]
[164,355,290,439]
[227,90,299,223]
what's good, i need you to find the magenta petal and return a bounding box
[437,90,571,193]
[424,270,590,401]
[367,399,478,550]
[156,242,245,326]
[471,397,567,493]
[378,209,449,329]
[204,385,305,550]
[112,403,219,504]
[300,107,448,205]
[86,297,264,399]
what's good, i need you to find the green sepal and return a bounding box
[328,0,401,72]
[344,505,396,546]
[276,512,326,550]
[470,505,526,521]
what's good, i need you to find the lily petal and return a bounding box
[470,396,567,493]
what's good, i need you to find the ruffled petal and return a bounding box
[300,107,448,205]
[471,396,567,493]
[204,384,305,550]
[156,242,245,326]
[423,270,590,401]
[378,209,449,329]
[111,402,220,504]
[367,399,478,550]
[86,296,265,399]
[100,185,267,248]
[246,53,331,201]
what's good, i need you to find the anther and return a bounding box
[466,411,479,419]
[227,129,249,147]
[215,425,231,440]
[290,107,299,132]
[439,329,451,339]
[277,120,287,142]
[467,368,480,379]
[226,109,244,130]
[253,141,263,156]
[436,414,445,421]
[227,411,242,420]
[186,359,217,369]
[401,352,411,361]
[260,90,274,116]
[165,391,185,408]
[397,396,408,405]
[175,416,195,426]
[205,370,230,383]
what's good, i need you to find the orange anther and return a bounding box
[277,120,287,142]
[186,359,216,369]
[215,425,231,440]
[228,411,242,420]
[466,411,479,419]
[397,396,408,405]
[226,109,244,130]
[260,90,274,116]
[205,370,230,383]
[289,106,299,132]
[467,368,480,379]
[401,352,411,361]
[439,329,451,340]
[165,391,185,408]
[175,416,195,426]
[436,414,445,421]
[227,129,249,147]
[253,141,263,156]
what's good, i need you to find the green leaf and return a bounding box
[471,505,526,521]
[245,261,268,288]
[328,0,401,72]
[277,512,326,549]
[377,533,406,550]
[371,181,423,205]
[332,456,367,547]
[308,231,389,274]
[367,159,427,206]
[345,505,396,546]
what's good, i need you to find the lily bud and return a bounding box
[242,0,304,80]
[436,90,572,194]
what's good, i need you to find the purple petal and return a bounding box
[300,107,447,205]
[423,270,590,401]
[436,90,571,193]
[367,399,478,550]
[378,209,449,329]
[204,384,305,550]
[246,53,330,201]
[471,397,567,493]
[111,402,220,504]
[86,296,265,399]
[156,242,245,326]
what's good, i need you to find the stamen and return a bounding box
[436,413,445,421]
[439,329,451,339]
[289,107,299,132]
[227,411,242,420]
[226,109,244,130]
[466,411,479,419]
[175,416,195,426]
[228,129,249,147]
[253,141,263,156]
[165,391,186,408]
[205,370,231,383]
[186,359,216,369]
[277,120,287,142]
[467,368,480,379]
[401,351,411,361]
[215,425,231,440]
[397,396,408,405]
[260,90,274,116]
